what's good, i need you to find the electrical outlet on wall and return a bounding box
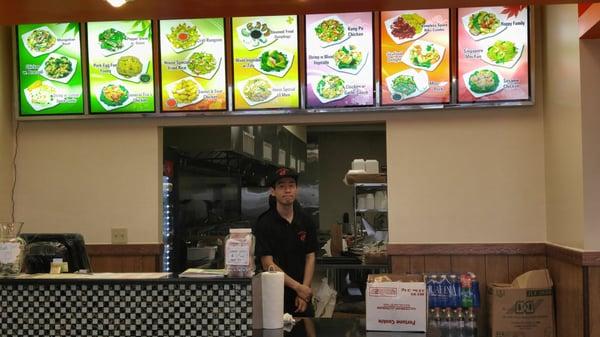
[111,228,128,244]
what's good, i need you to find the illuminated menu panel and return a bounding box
[17,23,84,116]
[159,18,227,111]
[305,12,374,108]
[380,9,451,105]
[458,6,530,102]
[232,15,299,110]
[87,20,155,113]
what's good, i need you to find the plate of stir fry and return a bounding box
[312,16,350,48]
[39,53,78,84]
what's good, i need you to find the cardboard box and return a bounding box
[366,274,427,332]
[488,269,555,337]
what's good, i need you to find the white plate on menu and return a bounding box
[481,40,524,69]
[401,40,445,72]
[311,74,349,104]
[21,26,63,58]
[461,8,507,41]
[165,77,205,108]
[38,53,78,84]
[96,81,134,111]
[385,68,430,101]
[237,75,278,106]
[109,55,149,83]
[98,29,133,57]
[165,21,204,53]
[182,50,223,80]
[253,49,294,78]
[236,21,278,51]
[24,80,61,111]
[384,14,428,45]
[326,46,369,75]
[462,67,505,98]
[311,15,350,48]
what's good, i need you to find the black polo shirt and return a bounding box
[254,204,319,312]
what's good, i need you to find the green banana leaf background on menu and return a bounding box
[87,20,155,113]
[17,23,84,115]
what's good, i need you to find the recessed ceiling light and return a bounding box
[106,0,133,8]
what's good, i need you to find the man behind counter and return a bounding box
[254,167,319,317]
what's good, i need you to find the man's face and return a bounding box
[271,177,297,206]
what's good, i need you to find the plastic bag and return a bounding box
[314,277,337,318]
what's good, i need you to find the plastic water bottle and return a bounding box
[440,274,451,308]
[449,274,459,308]
[466,307,477,336]
[427,275,438,309]
[453,274,462,308]
[471,273,480,309]
[460,274,473,309]
[433,274,442,309]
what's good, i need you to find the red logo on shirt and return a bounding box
[298,231,307,242]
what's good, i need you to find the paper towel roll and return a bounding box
[261,271,284,329]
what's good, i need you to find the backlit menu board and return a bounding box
[232,15,299,110]
[381,9,450,105]
[17,23,84,116]
[159,19,227,112]
[87,20,155,113]
[458,6,530,102]
[305,12,374,108]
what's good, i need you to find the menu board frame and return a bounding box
[16,22,85,117]
[230,15,301,111]
[86,20,157,115]
[157,18,228,113]
[456,6,532,104]
[379,9,452,106]
[304,12,376,109]
[12,9,536,121]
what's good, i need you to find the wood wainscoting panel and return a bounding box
[410,256,425,274]
[424,255,452,273]
[507,255,525,281]
[391,256,410,274]
[485,255,509,284]
[548,256,584,337]
[523,255,547,271]
[590,267,600,337]
[87,244,163,273]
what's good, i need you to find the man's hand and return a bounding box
[294,283,312,302]
[295,296,308,313]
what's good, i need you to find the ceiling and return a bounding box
[0,0,590,25]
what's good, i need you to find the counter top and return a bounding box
[252,318,478,337]
[0,273,252,284]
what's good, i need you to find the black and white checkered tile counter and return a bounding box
[0,278,252,337]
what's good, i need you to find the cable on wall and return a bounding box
[11,120,19,223]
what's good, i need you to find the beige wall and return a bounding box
[14,121,162,244]
[542,5,585,249]
[580,38,600,250]
[386,106,546,243]
[0,26,14,222]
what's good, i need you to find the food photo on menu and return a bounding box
[305,12,374,108]
[160,19,227,111]
[232,15,299,110]
[87,20,155,113]
[17,23,84,115]
[380,9,450,105]
[458,6,530,102]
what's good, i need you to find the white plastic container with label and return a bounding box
[225,228,255,278]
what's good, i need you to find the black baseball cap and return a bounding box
[269,167,298,187]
